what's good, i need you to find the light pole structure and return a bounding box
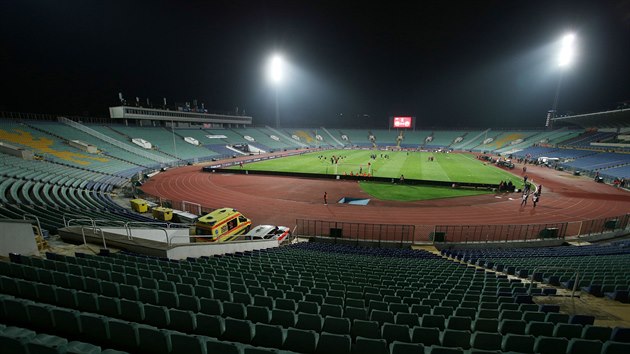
[547,33,576,128]
[267,54,284,128]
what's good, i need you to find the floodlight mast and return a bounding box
[548,33,576,128]
[267,54,284,128]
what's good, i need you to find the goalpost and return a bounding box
[181,201,202,215]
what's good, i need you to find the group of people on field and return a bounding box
[520,181,542,208]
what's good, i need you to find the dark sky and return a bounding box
[1,0,629,128]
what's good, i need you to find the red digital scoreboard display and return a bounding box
[393,116,413,129]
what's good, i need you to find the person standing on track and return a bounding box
[520,190,530,207]
[323,192,328,205]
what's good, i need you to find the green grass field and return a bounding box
[230,150,523,201]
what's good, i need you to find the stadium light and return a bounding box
[548,32,577,128]
[267,54,284,84]
[266,53,285,128]
[557,33,576,68]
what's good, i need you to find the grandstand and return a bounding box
[1,107,629,354]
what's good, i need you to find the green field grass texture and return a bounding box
[359,182,492,201]
[233,150,522,185]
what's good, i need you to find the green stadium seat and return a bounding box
[411,326,440,346]
[168,308,197,333]
[51,308,82,337]
[108,318,139,353]
[284,327,319,354]
[522,310,546,322]
[177,294,199,312]
[271,308,297,328]
[194,313,224,338]
[346,298,366,308]
[157,290,179,309]
[15,279,38,301]
[315,332,352,354]
[470,331,502,351]
[144,304,170,328]
[170,332,206,354]
[26,303,56,333]
[252,323,285,349]
[446,316,471,331]
[79,313,110,345]
[421,314,445,330]
[371,310,395,325]
[101,281,120,298]
[352,336,388,354]
[298,300,320,314]
[389,341,425,354]
[545,312,570,324]
[275,298,296,311]
[137,324,172,354]
[454,308,476,320]
[581,324,612,341]
[498,319,526,335]
[382,323,411,343]
[320,303,343,318]
[193,285,213,299]
[440,329,471,349]
[566,338,603,354]
[602,341,630,354]
[553,323,583,339]
[199,298,223,316]
[97,296,121,317]
[427,345,464,354]
[0,326,33,354]
[344,306,368,322]
[351,319,381,339]
[246,305,271,324]
[322,316,351,335]
[205,337,242,354]
[525,320,554,337]
[534,336,568,354]
[66,340,102,354]
[26,333,68,354]
[501,333,535,353]
[35,284,58,306]
[395,312,420,328]
[296,313,324,332]
[233,291,253,306]
[223,301,247,319]
[138,288,158,305]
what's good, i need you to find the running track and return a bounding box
[141,153,630,241]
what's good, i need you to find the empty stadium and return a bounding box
[2,2,630,354]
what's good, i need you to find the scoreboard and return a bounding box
[391,116,414,129]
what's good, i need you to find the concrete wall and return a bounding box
[166,239,279,259]
[0,220,38,257]
[101,227,190,244]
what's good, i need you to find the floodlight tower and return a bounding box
[267,54,284,128]
[547,33,576,128]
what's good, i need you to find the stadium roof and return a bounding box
[551,108,630,128]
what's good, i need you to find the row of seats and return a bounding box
[0,294,297,354]
[6,256,526,308]
[4,241,630,354]
[0,323,125,354]
[1,271,601,338]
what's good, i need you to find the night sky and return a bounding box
[1,0,629,128]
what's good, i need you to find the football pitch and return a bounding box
[230,150,523,201]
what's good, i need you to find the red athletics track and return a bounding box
[140,153,630,241]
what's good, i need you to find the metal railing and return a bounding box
[296,219,415,245]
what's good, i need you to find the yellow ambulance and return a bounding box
[194,208,252,242]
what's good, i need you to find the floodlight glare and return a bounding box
[267,54,284,84]
[557,33,576,68]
